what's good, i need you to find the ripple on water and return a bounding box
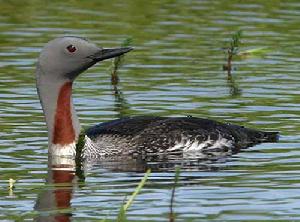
[1,0,300,221]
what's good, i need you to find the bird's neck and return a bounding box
[37,75,81,156]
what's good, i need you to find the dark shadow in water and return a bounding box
[34,157,81,222]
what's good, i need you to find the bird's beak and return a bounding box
[91,47,133,62]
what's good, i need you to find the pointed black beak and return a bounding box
[66,47,133,80]
[91,47,133,62]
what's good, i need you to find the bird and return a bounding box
[36,36,278,159]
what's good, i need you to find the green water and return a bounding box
[1,0,300,221]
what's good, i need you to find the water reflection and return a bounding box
[1,0,300,219]
[84,151,234,172]
[227,74,242,97]
[112,85,130,119]
[34,157,79,222]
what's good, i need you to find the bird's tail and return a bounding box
[262,131,279,142]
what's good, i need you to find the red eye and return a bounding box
[66,44,76,53]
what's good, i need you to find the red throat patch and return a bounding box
[53,82,75,145]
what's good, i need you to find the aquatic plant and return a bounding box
[100,169,151,222]
[118,169,151,221]
[8,178,16,196]
[100,168,183,221]
[110,37,132,85]
[223,31,271,96]
[237,47,270,59]
[223,30,242,76]
[8,178,16,189]
[169,167,180,222]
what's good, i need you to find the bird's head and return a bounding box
[37,36,132,81]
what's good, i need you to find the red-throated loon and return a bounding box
[36,36,278,159]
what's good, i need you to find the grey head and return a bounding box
[37,36,132,81]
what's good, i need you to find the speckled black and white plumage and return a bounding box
[82,116,278,158]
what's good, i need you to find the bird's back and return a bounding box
[82,116,278,158]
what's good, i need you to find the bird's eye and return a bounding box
[66,44,77,53]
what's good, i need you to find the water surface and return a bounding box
[1,0,300,221]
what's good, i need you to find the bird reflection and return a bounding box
[34,156,80,222]
[33,148,239,221]
[83,150,233,172]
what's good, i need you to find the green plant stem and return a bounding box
[224,30,242,76]
[117,169,151,222]
[169,167,180,222]
[123,169,151,211]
